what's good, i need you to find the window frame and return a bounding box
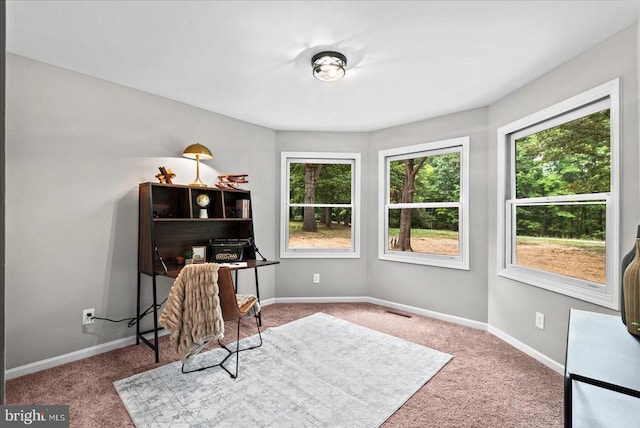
[280,151,361,259]
[378,137,470,270]
[496,78,620,309]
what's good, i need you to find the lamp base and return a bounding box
[189,178,208,187]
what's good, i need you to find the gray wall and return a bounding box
[274,109,489,323]
[5,54,277,369]
[367,108,490,322]
[274,131,370,298]
[487,25,638,364]
[5,23,638,372]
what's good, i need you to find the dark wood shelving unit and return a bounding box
[137,182,277,362]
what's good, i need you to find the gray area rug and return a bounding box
[114,312,452,427]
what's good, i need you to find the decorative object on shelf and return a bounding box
[155,166,176,184]
[192,246,206,264]
[622,237,640,336]
[311,51,347,82]
[182,143,213,187]
[184,249,193,265]
[620,225,640,325]
[196,193,211,218]
[176,256,185,266]
[215,174,248,190]
[236,199,250,218]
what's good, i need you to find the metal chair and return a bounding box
[181,266,262,378]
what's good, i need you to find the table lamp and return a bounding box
[182,143,213,187]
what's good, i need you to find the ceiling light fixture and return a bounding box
[311,51,347,82]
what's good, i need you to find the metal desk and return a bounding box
[136,259,278,363]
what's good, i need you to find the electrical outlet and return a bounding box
[535,312,545,330]
[82,308,95,325]
[313,273,320,284]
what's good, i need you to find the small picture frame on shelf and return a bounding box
[192,246,206,264]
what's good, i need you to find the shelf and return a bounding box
[138,181,269,364]
[152,217,191,221]
[564,309,640,427]
[572,381,640,427]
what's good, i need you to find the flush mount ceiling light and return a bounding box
[311,51,347,82]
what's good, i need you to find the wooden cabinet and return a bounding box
[138,182,256,277]
[137,182,276,362]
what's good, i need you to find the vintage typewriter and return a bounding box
[208,238,253,262]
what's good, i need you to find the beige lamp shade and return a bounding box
[182,143,213,187]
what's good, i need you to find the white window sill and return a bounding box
[281,250,360,259]
[498,266,618,310]
[379,252,469,270]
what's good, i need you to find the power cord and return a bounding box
[250,238,267,261]
[91,298,167,328]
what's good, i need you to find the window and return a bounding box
[497,79,619,309]
[378,137,469,269]
[280,152,360,258]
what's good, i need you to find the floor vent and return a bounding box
[385,310,412,318]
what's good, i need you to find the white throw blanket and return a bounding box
[159,263,225,361]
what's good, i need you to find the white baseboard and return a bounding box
[5,330,169,380]
[272,295,486,330]
[275,296,562,373]
[487,325,564,374]
[259,297,276,306]
[365,297,488,330]
[6,297,561,379]
[6,300,276,379]
[272,296,369,304]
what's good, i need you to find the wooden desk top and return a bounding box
[158,259,279,278]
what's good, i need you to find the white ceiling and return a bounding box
[6,1,639,132]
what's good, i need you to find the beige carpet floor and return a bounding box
[5,302,563,427]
